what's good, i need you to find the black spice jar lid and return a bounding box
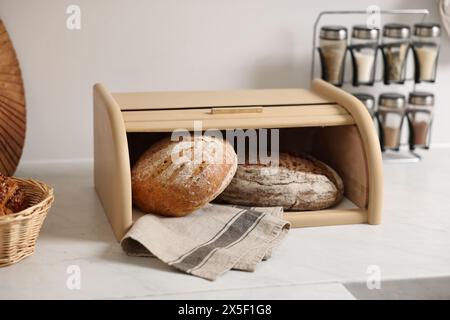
[379,92,406,108]
[353,93,375,109]
[352,25,380,40]
[414,23,441,38]
[320,25,348,40]
[409,91,435,106]
[383,23,411,39]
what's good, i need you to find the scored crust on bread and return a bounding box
[218,152,344,211]
[131,135,238,217]
[278,152,344,195]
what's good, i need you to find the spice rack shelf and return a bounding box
[310,9,429,83]
[311,8,435,163]
[93,79,383,241]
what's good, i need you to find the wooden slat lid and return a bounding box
[113,88,334,111]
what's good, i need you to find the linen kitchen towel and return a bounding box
[121,204,290,281]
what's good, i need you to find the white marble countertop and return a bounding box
[1,148,450,299]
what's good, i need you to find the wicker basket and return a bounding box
[0,178,54,267]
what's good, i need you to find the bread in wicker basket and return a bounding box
[0,176,54,267]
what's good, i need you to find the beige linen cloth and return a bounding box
[121,204,290,281]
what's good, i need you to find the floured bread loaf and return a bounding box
[132,135,237,217]
[218,153,344,211]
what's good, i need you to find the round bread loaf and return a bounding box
[131,135,238,217]
[217,153,344,211]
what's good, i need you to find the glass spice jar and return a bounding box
[353,93,376,118]
[377,93,406,151]
[381,24,411,84]
[318,25,348,86]
[350,25,380,86]
[412,23,441,83]
[406,91,434,150]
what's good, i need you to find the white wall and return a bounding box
[0,0,448,162]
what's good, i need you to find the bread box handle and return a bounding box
[209,106,263,115]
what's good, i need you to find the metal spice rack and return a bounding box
[310,8,432,163]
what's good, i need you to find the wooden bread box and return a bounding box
[94,79,383,241]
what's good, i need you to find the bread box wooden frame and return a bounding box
[94,79,383,241]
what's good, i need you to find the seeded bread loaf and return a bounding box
[131,135,238,217]
[217,153,344,210]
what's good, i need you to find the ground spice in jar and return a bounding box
[407,91,434,149]
[350,25,379,86]
[354,51,375,83]
[378,92,406,150]
[383,126,401,149]
[412,23,441,83]
[382,24,411,84]
[412,121,429,145]
[319,26,347,86]
[415,46,438,80]
[321,42,347,83]
[385,43,409,81]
